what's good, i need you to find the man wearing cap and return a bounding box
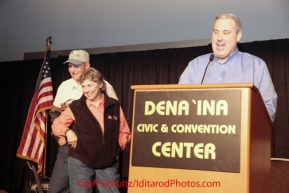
[48,50,118,193]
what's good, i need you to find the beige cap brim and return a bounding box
[63,59,83,65]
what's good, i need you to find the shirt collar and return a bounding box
[87,94,105,108]
[71,78,82,91]
[217,48,239,64]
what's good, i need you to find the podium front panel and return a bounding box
[132,89,241,172]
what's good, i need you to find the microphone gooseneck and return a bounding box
[201,54,214,84]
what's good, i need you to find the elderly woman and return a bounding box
[52,67,131,193]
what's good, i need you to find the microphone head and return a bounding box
[209,54,214,61]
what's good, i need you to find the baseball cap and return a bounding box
[63,50,89,65]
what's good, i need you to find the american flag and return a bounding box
[16,46,53,174]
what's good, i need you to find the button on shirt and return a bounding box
[179,48,277,122]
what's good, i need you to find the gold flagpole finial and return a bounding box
[46,36,52,51]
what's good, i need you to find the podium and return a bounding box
[127,84,272,193]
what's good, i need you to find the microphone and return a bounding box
[201,54,214,84]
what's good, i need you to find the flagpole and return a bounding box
[42,36,52,180]
[42,111,48,180]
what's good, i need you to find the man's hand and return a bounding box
[65,129,78,148]
[58,137,67,146]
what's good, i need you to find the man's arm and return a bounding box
[49,82,70,145]
[179,62,193,84]
[49,107,61,123]
[49,107,67,145]
[254,59,278,122]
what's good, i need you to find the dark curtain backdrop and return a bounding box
[0,38,288,192]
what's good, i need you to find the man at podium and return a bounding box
[179,13,277,122]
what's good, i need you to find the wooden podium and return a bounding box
[127,84,272,193]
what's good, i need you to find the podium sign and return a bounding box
[132,89,241,172]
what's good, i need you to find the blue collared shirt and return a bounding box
[179,48,277,122]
